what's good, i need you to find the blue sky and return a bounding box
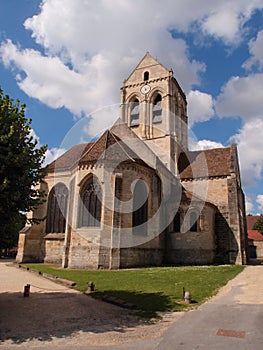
[1,0,263,214]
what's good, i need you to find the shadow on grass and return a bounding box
[92,289,190,318]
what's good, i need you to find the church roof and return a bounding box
[47,129,148,172]
[78,129,142,165]
[179,146,232,179]
[47,142,94,172]
[79,130,118,163]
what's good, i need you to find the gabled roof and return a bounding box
[47,143,94,172]
[248,230,263,241]
[179,147,232,179]
[78,129,143,165]
[79,130,118,163]
[124,52,170,84]
[246,215,262,230]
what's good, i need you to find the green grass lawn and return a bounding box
[24,264,244,318]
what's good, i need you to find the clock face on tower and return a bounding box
[140,84,151,94]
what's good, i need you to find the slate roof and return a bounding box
[179,147,232,179]
[248,230,263,241]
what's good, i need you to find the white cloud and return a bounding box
[44,147,66,166]
[29,127,66,166]
[1,0,263,138]
[243,30,263,71]
[256,194,263,213]
[215,73,263,122]
[188,138,224,151]
[245,196,255,214]
[230,119,263,187]
[187,90,215,126]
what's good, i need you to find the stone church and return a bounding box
[16,52,248,269]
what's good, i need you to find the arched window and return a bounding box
[144,71,149,81]
[152,94,162,123]
[46,183,68,233]
[190,211,198,232]
[173,211,181,232]
[130,98,139,126]
[79,176,102,227]
[132,179,148,235]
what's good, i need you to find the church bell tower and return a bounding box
[120,52,188,174]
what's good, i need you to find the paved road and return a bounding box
[157,265,263,350]
[1,261,263,349]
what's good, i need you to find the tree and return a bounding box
[0,88,47,252]
[252,215,263,235]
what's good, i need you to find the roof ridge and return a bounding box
[79,130,108,161]
[109,130,136,163]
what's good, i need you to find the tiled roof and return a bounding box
[79,130,118,163]
[79,129,144,165]
[248,230,263,241]
[246,215,262,230]
[47,143,94,172]
[179,147,231,179]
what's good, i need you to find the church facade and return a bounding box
[16,53,248,268]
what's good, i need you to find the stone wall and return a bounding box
[16,226,44,263]
[44,234,65,264]
[120,247,163,268]
[166,204,216,265]
[68,229,101,269]
[181,172,246,264]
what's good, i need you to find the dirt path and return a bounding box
[0,260,183,348]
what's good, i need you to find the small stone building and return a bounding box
[16,53,248,268]
[246,215,263,260]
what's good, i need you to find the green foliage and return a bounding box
[252,216,263,235]
[0,88,47,250]
[25,264,244,318]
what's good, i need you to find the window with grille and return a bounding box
[132,180,148,235]
[152,94,162,123]
[130,99,139,126]
[46,183,68,233]
[78,176,102,227]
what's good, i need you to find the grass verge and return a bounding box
[24,264,244,319]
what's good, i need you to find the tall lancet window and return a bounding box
[130,98,139,126]
[79,176,102,227]
[46,183,68,233]
[132,179,148,235]
[152,94,162,123]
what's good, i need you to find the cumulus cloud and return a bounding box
[230,119,263,187]
[187,90,215,126]
[256,194,263,213]
[243,30,263,71]
[0,0,262,138]
[215,73,263,122]
[29,127,66,166]
[245,196,255,214]
[188,137,224,151]
[44,147,66,166]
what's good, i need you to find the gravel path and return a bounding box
[0,260,183,348]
